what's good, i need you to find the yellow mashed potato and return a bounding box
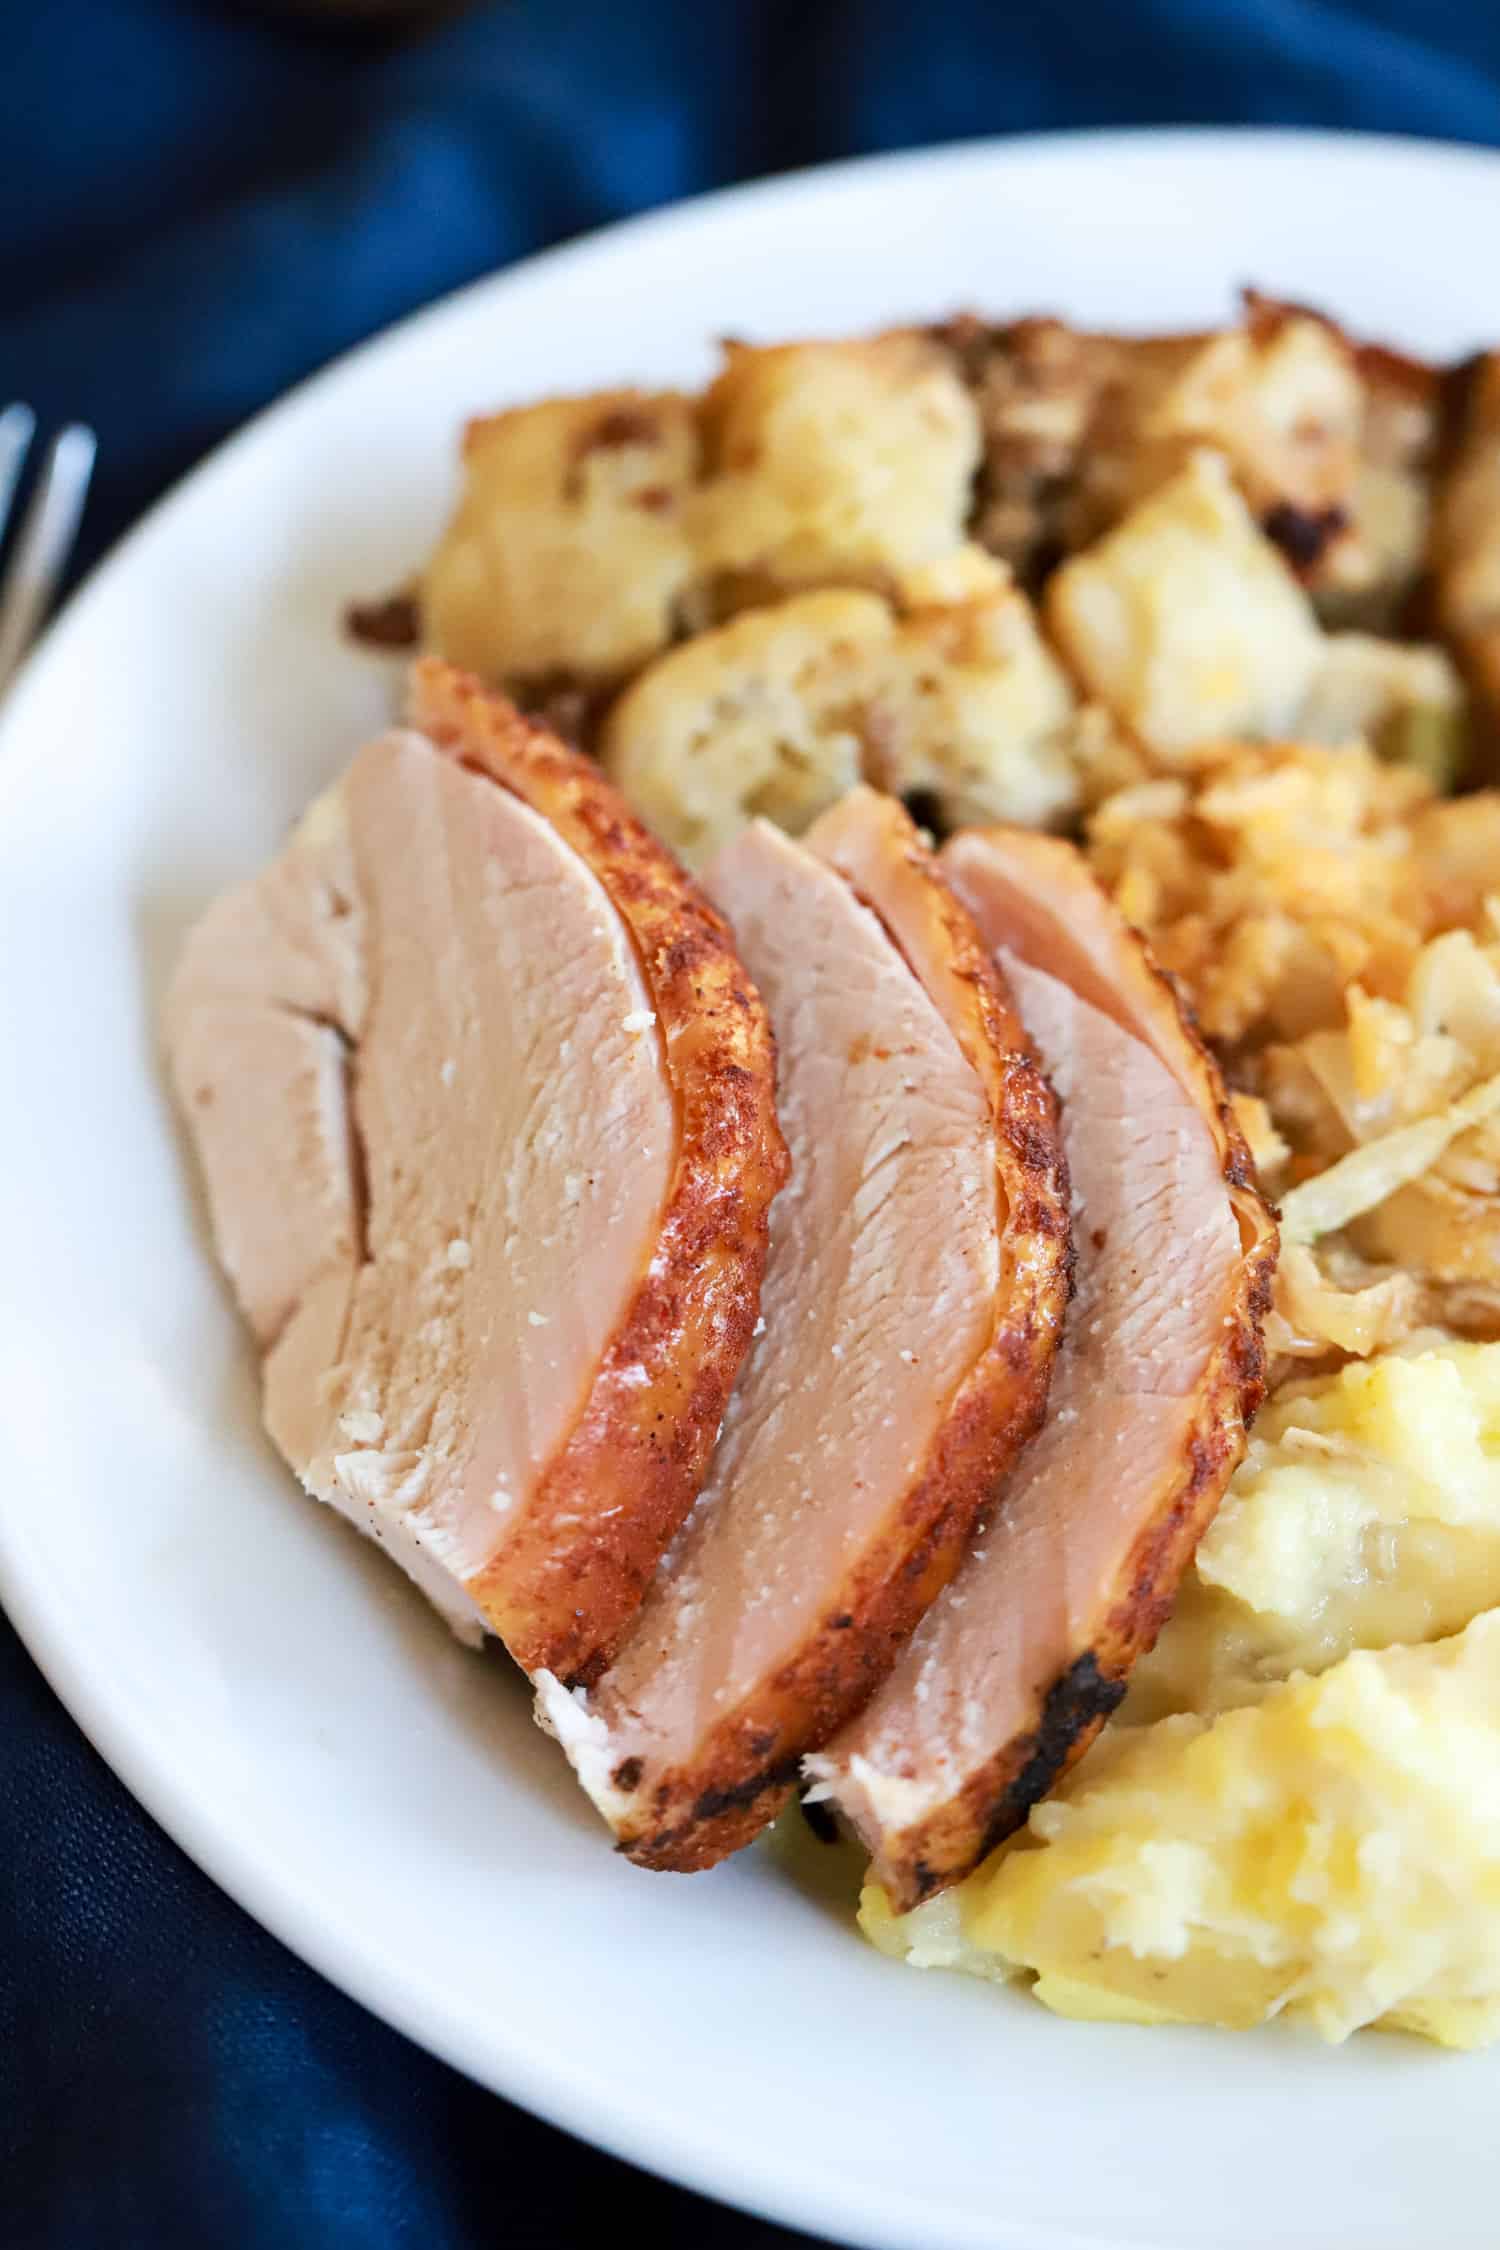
[865,1341,1500,2044]
[1125,1343,1500,1723]
[864,1612,1500,2047]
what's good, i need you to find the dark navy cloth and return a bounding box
[5,6,1500,2246]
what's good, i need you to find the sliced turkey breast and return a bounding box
[167,661,787,1680]
[806,829,1277,1912]
[537,788,1071,1871]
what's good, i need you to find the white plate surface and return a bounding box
[3,129,1498,2250]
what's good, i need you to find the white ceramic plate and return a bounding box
[3,129,1498,2250]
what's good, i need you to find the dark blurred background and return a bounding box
[5,4,1500,2246]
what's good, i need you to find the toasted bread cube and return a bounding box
[1138,317,1362,517]
[602,572,1088,866]
[953,303,1431,630]
[695,334,980,600]
[861,566,1088,833]
[423,391,701,685]
[1046,451,1323,756]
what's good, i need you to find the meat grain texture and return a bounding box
[167,662,787,1684]
[808,830,1277,1911]
[539,790,1071,1868]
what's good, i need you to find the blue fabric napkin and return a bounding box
[5,5,1500,2245]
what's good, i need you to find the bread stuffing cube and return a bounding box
[693,333,980,604]
[1046,451,1324,756]
[422,390,701,685]
[602,569,1091,866]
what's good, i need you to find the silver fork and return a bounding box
[0,406,97,698]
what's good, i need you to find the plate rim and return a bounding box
[8,117,1500,783]
[6,123,1500,2250]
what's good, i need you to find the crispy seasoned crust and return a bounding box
[608,791,1072,1870]
[848,832,1278,1911]
[407,660,789,1682]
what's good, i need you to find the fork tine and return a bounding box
[0,404,36,541]
[0,421,96,697]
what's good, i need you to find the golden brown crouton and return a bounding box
[422,390,702,685]
[423,335,980,693]
[601,566,1096,866]
[1046,453,1325,756]
[1047,452,1462,771]
[942,297,1438,632]
[692,332,981,610]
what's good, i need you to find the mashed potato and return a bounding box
[866,1612,1500,2047]
[864,1341,1500,2047]
[1125,1343,1500,1724]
